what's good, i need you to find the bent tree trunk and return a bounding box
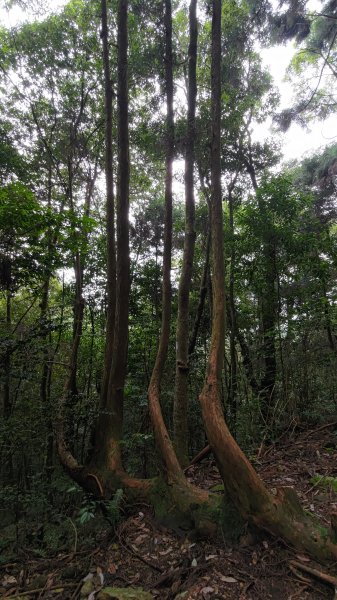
[56,0,337,565]
[173,0,198,468]
[148,0,185,482]
[199,0,337,563]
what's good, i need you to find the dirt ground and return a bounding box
[2,423,337,599]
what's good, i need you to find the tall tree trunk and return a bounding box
[173,0,198,467]
[40,163,53,409]
[66,158,83,402]
[247,163,277,419]
[66,167,96,455]
[100,0,116,407]
[228,184,237,423]
[199,0,226,434]
[197,2,337,561]
[259,234,277,421]
[321,276,337,354]
[188,224,211,357]
[229,311,259,394]
[3,289,11,420]
[148,0,183,482]
[94,0,130,472]
[197,0,271,547]
[40,279,50,405]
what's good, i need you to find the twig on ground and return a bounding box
[289,559,337,589]
[70,578,83,600]
[289,563,312,583]
[117,521,163,573]
[152,559,216,588]
[6,582,77,598]
[67,517,78,556]
[295,421,337,444]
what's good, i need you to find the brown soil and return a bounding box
[2,424,337,599]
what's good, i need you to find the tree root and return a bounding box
[290,559,337,591]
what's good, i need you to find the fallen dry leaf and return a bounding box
[107,562,117,575]
[201,586,214,598]
[159,548,173,555]
[296,554,311,562]
[220,575,238,583]
[2,575,17,587]
[133,534,148,545]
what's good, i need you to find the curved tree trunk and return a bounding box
[198,0,337,563]
[173,0,198,467]
[147,0,184,483]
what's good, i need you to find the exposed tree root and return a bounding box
[290,559,337,589]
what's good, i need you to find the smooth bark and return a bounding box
[148,0,183,481]
[100,0,117,407]
[247,161,277,417]
[188,225,211,357]
[98,0,130,471]
[173,0,198,467]
[228,180,238,421]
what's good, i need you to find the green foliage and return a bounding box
[105,489,124,529]
[310,475,337,493]
[77,499,96,524]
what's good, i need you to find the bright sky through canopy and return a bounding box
[0,0,336,163]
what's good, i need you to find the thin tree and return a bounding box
[148,0,183,480]
[99,0,116,408]
[95,0,130,472]
[173,0,198,467]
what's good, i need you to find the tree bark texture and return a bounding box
[100,0,117,409]
[173,0,198,467]
[247,162,277,417]
[148,0,183,481]
[188,224,211,357]
[228,182,238,421]
[102,0,130,471]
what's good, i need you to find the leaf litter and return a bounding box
[2,425,337,599]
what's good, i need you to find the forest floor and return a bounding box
[2,424,337,599]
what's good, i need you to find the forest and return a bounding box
[1,0,337,598]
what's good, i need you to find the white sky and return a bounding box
[257,44,337,162]
[0,1,336,164]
